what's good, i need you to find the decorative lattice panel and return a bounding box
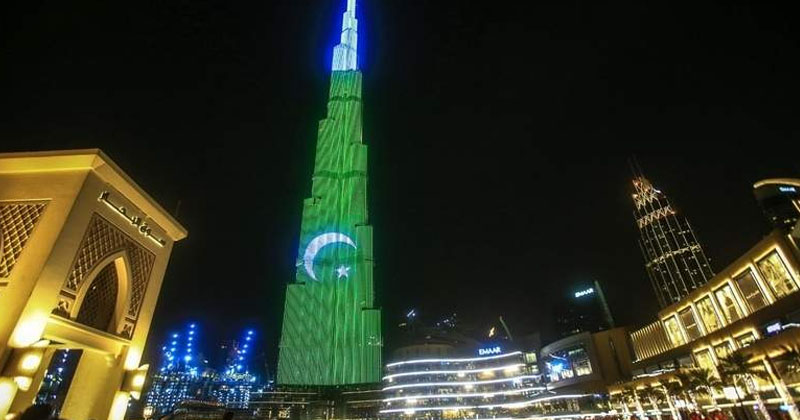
[76,263,119,331]
[0,202,47,278]
[59,214,155,335]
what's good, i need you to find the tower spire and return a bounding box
[332,0,358,71]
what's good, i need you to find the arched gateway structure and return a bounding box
[0,149,186,419]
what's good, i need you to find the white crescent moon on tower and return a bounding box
[303,232,357,281]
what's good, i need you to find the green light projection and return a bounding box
[277,1,381,383]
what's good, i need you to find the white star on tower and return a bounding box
[336,265,351,279]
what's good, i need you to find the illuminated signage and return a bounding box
[303,232,356,281]
[766,322,782,334]
[779,186,797,193]
[478,346,502,356]
[99,191,166,247]
[574,288,594,298]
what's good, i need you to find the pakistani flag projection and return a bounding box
[277,0,382,385]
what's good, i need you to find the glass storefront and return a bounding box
[734,269,768,312]
[714,284,743,324]
[664,316,686,347]
[695,296,721,332]
[679,307,702,340]
[713,341,734,359]
[757,251,798,299]
[694,349,715,371]
[546,345,592,382]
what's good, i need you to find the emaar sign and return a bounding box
[478,346,502,356]
[574,287,595,298]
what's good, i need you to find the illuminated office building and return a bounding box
[553,281,615,338]
[144,324,203,418]
[616,229,800,420]
[277,0,381,386]
[380,348,545,420]
[212,330,258,409]
[753,178,800,233]
[143,325,259,418]
[631,166,714,307]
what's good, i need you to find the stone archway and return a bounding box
[75,263,120,332]
[69,251,133,336]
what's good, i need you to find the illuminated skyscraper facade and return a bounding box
[631,167,714,307]
[277,0,382,385]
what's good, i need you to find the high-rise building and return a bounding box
[277,0,381,386]
[143,325,260,418]
[552,281,615,338]
[753,178,800,233]
[631,165,714,307]
[144,324,203,418]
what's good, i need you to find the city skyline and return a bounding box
[1,0,799,372]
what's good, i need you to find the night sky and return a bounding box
[1,1,799,373]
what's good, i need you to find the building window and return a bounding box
[735,332,757,348]
[695,296,721,332]
[757,251,798,299]
[734,269,768,312]
[568,347,592,377]
[714,284,743,324]
[546,345,592,382]
[663,316,685,347]
[713,342,734,359]
[679,307,702,340]
[694,349,715,370]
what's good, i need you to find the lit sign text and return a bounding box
[99,191,166,247]
[575,288,595,298]
[478,346,502,356]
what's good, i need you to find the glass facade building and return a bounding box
[380,350,546,420]
[631,169,714,307]
[277,0,381,385]
[621,230,800,420]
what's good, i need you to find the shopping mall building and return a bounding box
[610,204,800,420]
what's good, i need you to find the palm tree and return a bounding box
[718,353,771,420]
[779,345,800,376]
[611,392,631,416]
[623,386,646,418]
[675,370,700,411]
[637,387,655,420]
[689,368,723,412]
[639,386,665,420]
[660,380,685,420]
[763,345,800,420]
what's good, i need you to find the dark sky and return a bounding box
[1,1,799,373]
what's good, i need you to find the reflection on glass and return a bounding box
[695,296,721,332]
[757,251,797,299]
[734,269,768,312]
[735,332,756,348]
[714,342,733,360]
[714,284,743,323]
[547,345,592,382]
[568,347,592,377]
[664,316,685,347]
[694,349,715,370]
[679,308,702,340]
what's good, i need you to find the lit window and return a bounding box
[735,332,757,348]
[757,251,798,299]
[734,270,768,312]
[663,316,685,347]
[695,296,721,332]
[713,342,734,359]
[693,349,715,370]
[679,307,702,341]
[714,284,743,323]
